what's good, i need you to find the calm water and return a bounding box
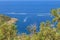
[0,1,60,34]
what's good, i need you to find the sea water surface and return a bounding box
[0,1,60,34]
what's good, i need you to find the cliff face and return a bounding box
[0,14,18,25]
[0,14,11,22]
[7,18,18,25]
[0,15,11,25]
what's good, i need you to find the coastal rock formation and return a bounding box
[7,18,18,25]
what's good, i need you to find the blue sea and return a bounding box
[0,1,60,34]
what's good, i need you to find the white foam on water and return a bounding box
[7,12,27,15]
[37,13,52,16]
[23,17,28,22]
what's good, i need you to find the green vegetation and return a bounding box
[0,8,60,40]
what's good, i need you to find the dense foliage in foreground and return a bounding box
[0,8,60,40]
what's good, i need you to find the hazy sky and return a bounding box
[0,0,60,1]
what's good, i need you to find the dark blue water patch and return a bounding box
[0,1,60,13]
